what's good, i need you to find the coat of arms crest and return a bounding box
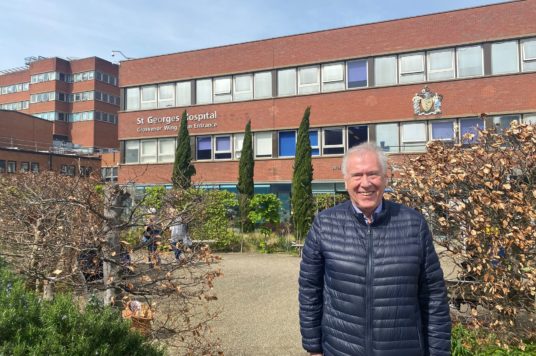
[412,86,442,115]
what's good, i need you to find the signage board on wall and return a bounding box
[135,111,217,133]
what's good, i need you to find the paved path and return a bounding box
[210,253,307,356]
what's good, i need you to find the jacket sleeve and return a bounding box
[299,215,325,353]
[418,219,452,356]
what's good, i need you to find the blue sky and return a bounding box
[0,0,507,70]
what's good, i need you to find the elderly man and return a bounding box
[299,142,451,356]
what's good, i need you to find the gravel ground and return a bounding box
[210,253,307,356]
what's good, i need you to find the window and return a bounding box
[298,66,320,94]
[20,162,30,172]
[309,130,320,156]
[213,77,232,103]
[140,140,157,163]
[254,72,272,99]
[176,81,191,107]
[31,162,39,173]
[196,136,212,160]
[234,74,253,101]
[524,113,536,125]
[492,115,519,132]
[196,79,212,104]
[375,123,399,152]
[60,165,75,176]
[347,125,368,148]
[491,41,519,74]
[521,38,536,72]
[277,68,296,96]
[347,60,367,89]
[158,84,175,108]
[158,138,175,163]
[427,49,455,80]
[0,160,5,173]
[457,45,483,78]
[321,62,345,92]
[215,136,232,159]
[7,161,16,173]
[459,117,484,144]
[255,132,273,158]
[322,127,344,155]
[140,86,157,109]
[278,131,296,157]
[399,52,425,83]
[374,56,397,86]
[430,120,455,141]
[125,88,140,110]
[234,133,244,159]
[401,122,427,152]
[125,140,140,163]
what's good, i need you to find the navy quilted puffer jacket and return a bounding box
[299,200,451,356]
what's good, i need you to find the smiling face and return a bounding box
[344,150,387,218]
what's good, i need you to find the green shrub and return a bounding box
[0,264,163,355]
[189,189,239,251]
[451,323,536,355]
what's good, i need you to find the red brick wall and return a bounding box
[0,111,52,150]
[120,1,536,86]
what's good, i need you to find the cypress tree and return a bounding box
[172,110,196,189]
[237,120,254,232]
[292,106,314,241]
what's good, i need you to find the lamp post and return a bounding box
[111,50,132,60]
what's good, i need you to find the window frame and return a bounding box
[278,130,297,158]
[322,127,345,156]
[298,65,320,94]
[457,45,484,78]
[140,85,157,109]
[399,52,426,83]
[196,136,213,161]
[214,135,233,160]
[254,131,273,158]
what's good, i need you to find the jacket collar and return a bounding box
[347,199,391,226]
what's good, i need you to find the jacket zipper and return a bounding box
[366,225,373,355]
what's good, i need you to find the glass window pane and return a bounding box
[234,133,244,159]
[140,86,157,109]
[309,130,319,156]
[431,121,455,141]
[196,79,212,104]
[323,128,344,155]
[196,136,212,160]
[278,131,296,157]
[215,136,232,159]
[125,141,139,163]
[322,62,345,92]
[374,56,397,86]
[298,66,320,94]
[158,138,175,163]
[401,122,427,152]
[214,77,231,94]
[460,117,484,144]
[457,46,483,77]
[140,140,157,163]
[234,74,253,101]
[524,113,536,125]
[492,115,519,132]
[158,84,175,108]
[176,81,191,106]
[277,69,296,97]
[126,87,140,110]
[491,41,519,74]
[348,125,368,148]
[254,72,272,99]
[214,77,232,102]
[428,49,455,80]
[375,123,399,152]
[255,132,272,157]
[522,38,536,72]
[347,60,367,88]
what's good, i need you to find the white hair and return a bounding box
[341,142,388,177]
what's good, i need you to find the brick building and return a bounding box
[0,110,100,175]
[117,0,536,207]
[0,56,119,151]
